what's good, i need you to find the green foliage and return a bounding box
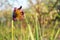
[0,0,60,40]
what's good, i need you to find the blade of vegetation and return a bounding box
[12,20,14,40]
[35,13,39,40]
[25,15,35,40]
[50,21,58,40]
[54,28,60,40]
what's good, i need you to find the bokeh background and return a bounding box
[0,0,60,40]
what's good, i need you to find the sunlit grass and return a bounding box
[0,8,60,40]
[0,12,60,40]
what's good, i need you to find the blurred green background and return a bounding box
[0,0,60,40]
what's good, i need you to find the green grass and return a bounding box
[0,12,60,40]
